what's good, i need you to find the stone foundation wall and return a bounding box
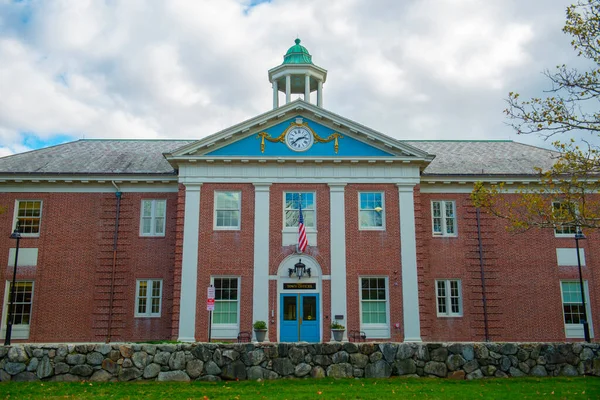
[1,342,599,382]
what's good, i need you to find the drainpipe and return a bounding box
[476,207,490,342]
[106,181,122,343]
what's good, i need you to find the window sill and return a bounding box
[134,315,162,318]
[213,227,241,231]
[432,234,458,238]
[139,235,166,239]
[436,314,463,318]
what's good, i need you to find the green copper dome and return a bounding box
[282,38,313,65]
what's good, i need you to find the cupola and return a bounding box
[268,39,327,109]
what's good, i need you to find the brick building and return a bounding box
[0,40,596,343]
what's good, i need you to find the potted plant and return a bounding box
[253,320,268,342]
[331,321,345,342]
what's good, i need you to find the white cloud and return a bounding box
[0,0,581,155]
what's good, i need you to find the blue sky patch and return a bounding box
[21,132,74,150]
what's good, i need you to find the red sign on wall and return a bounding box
[207,298,215,311]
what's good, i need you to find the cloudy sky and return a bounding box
[0,0,591,157]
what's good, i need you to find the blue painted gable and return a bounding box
[206,116,394,157]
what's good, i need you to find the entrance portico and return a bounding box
[274,255,323,342]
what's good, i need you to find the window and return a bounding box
[14,200,42,236]
[284,192,315,229]
[553,201,577,236]
[214,192,241,230]
[140,200,166,236]
[560,281,593,338]
[211,277,240,339]
[1,281,34,340]
[135,280,162,317]
[360,277,390,338]
[432,201,456,236]
[359,192,384,230]
[436,279,462,317]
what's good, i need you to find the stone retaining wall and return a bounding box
[1,342,599,382]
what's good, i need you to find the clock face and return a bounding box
[285,127,314,152]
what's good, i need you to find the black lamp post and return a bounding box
[575,230,591,343]
[5,228,22,346]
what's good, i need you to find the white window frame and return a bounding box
[139,199,167,237]
[282,191,317,246]
[1,281,34,340]
[210,276,241,339]
[553,201,577,237]
[436,279,463,317]
[135,279,163,318]
[431,200,457,237]
[359,276,390,339]
[283,191,316,230]
[213,191,241,230]
[358,192,385,230]
[560,280,594,339]
[13,200,43,237]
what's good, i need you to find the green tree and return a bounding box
[472,0,600,231]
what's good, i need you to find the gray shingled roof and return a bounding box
[406,140,557,175]
[0,140,193,175]
[0,139,557,176]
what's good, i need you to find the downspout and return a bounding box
[476,207,490,342]
[106,181,122,343]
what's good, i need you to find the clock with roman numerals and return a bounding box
[285,126,314,152]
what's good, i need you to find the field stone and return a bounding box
[365,360,391,378]
[466,369,484,380]
[446,354,466,371]
[424,361,447,378]
[132,352,148,369]
[295,363,312,377]
[380,343,398,363]
[118,367,141,381]
[27,357,38,372]
[561,364,578,376]
[12,371,39,382]
[332,351,349,364]
[143,363,161,379]
[430,347,448,362]
[531,365,548,377]
[221,361,247,380]
[66,354,86,365]
[87,352,104,366]
[5,362,26,375]
[327,363,353,378]
[154,351,171,366]
[186,359,204,379]
[119,345,134,359]
[204,360,222,375]
[273,358,295,376]
[394,359,416,375]
[509,367,526,377]
[32,349,44,358]
[311,366,326,378]
[158,371,190,382]
[8,346,29,362]
[396,343,414,360]
[95,344,112,355]
[55,362,70,375]
[89,369,113,382]
[247,366,264,380]
[169,351,186,370]
[70,365,93,377]
[37,356,53,379]
[350,353,368,368]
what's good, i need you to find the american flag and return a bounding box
[297,199,308,253]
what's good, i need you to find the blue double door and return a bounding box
[280,293,320,342]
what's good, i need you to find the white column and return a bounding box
[304,74,310,103]
[285,74,291,103]
[317,80,323,107]
[398,184,422,342]
[178,184,202,342]
[253,183,271,341]
[329,183,347,340]
[272,80,279,109]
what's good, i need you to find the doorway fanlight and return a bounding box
[289,259,311,279]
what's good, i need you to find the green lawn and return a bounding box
[1,377,599,399]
